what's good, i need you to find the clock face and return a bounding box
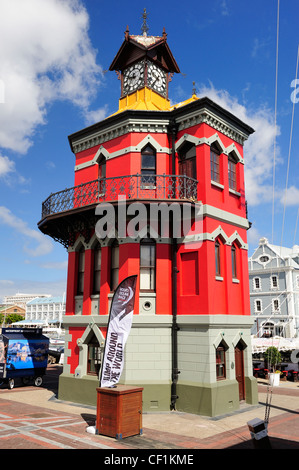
[123,62,145,94]
[147,63,167,96]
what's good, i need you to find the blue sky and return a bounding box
[0,0,298,301]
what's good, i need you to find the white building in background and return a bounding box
[4,293,50,309]
[249,237,299,339]
[26,296,65,326]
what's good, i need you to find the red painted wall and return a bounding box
[65,118,251,327]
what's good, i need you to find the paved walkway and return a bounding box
[0,365,298,450]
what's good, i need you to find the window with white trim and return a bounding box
[77,246,85,296]
[253,277,261,290]
[210,146,221,184]
[271,275,279,289]
[228,154,237,191]
[254,299,262,313]
[140,239,156,291]
[272,298,280,313]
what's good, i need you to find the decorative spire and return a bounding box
[162,27,167,41]
[192,81,197,96]
[141,8,149,36]
[124,25,129,41]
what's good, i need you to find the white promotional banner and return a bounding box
[100,275,137,388]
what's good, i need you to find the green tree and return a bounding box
[264,346,281,372]
[6,314,24,325]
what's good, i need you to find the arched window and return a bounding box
[216,341,227,380]
[140,238,156,291]
[178,142,197,179]
[231,244,237,279]
[228,154,237,190]
[141,145,156,185]
[215,238,221,277]
[97,155,106,195]
[77,246,85,296]
[97,154,106,180]
[87,332,101,376]
[110,241,119,291]
[210,145,221,183]
[262,321,275,338]
[93,242,101,295]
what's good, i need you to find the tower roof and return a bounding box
[109,27,180,74]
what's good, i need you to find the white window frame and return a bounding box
[258,254,271,265]
[271,275,279,290]
[253,277,261,291]
[272,298,280,313]
[254,299,262,313]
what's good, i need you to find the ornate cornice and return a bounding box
[71,118,170,154]
[69,97,254,154]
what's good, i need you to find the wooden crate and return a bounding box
[96,385,143,439]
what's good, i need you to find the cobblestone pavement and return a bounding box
[0,365,298,451]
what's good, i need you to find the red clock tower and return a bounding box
[38,20,258,417]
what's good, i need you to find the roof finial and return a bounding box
[192,81,197,96]
[141,8,149,36]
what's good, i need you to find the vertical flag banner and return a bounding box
[100,275,137,388]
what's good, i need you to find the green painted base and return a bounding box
[58,374,258,417]
[58,373,99,407]
[176,378,258,417]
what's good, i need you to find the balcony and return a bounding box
[41,174,198,220]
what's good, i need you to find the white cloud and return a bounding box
[220,0,230,16]
[0,155,15,177]
[279,185,299,206]
[41,261,68,270]
[247,226,262,248]
[0,279,66,303]
[198,83,279,206]
[0,280,14,286]
[251,37,271,59]
[0,206,53,256]
[84,105,109,126]
[0,0,105,154]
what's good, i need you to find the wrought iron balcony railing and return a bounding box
[41,174,198,219]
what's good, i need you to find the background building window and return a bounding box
[271,275,278,289]
[262,321,274,338]
[255,299,262,313]
[216,342,226,380]
[93,243,101,294]
[210,147,220,183]
[140,239,156,291]
[272,299,280,313]
[253,277,261,290]
[110,241,119,291]
[77,247,85,296]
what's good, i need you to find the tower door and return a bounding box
[235,342,245,401]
